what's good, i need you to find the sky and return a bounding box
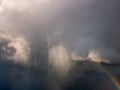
[0,0,120,63]
[0,0,120,90]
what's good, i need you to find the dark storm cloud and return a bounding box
[0,0,120,90]
[1,0,120,64]
[47,0,120,64]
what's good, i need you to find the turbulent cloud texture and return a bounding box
[0,0,120,90]
[0,32,30,64]
[0,0,120,64]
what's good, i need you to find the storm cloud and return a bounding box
[0,0,120,90]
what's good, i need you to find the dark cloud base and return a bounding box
[0,61,46,90]
[0,60,119,90]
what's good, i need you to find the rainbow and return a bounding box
[99,63,120,90]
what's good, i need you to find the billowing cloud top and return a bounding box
[0,0,120,65]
